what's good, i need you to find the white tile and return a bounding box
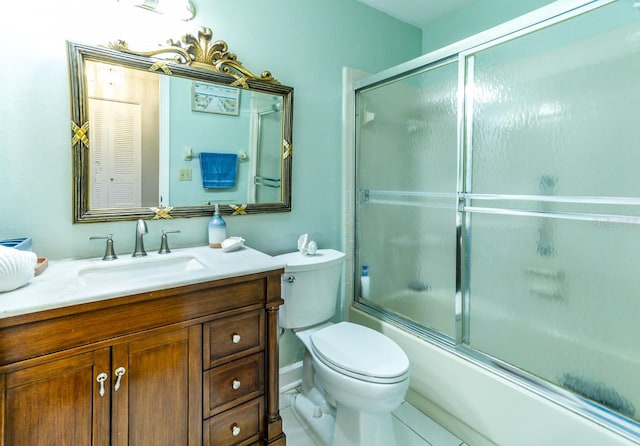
[393,401,462,446]
[281,405,318,445]
[281,390,462,446]
[393,416,433,446]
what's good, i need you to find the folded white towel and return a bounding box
[0,245,37,292]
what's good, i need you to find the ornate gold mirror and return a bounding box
[68,27,293,222]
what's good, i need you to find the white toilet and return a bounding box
[275,249,410,446]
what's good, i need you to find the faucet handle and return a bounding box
[158,230,181,254]
[89,234,118,261]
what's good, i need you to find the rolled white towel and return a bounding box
[0,245,37,292]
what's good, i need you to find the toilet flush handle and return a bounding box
[286,275,296,284]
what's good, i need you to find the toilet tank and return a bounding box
[274,249,345,329]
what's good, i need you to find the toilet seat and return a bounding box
[310,322,409,384]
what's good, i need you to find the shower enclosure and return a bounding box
[354,0,640,440]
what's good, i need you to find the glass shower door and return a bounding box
[354,0,640,435]
[464,0,640,421]
[355,60,459,338]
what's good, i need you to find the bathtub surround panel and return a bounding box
[353,0,640,442]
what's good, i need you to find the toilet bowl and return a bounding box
[275,250,410,446]
[297,322,409,446]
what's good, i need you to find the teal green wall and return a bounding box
[421,0,555,54]
[0,0,420,260]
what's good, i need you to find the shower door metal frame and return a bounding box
[353,54,460,348]
[353,0,640,442]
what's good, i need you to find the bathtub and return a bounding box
[350,292,639,446]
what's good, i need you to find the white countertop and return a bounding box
[0,245,286,320]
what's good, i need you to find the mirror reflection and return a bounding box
[68,29,293,222]
[86,60,284,209]
[85,60,160,209]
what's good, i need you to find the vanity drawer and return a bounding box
[204,310,265,368]
[203,397,264,446]
[204,353,264,417]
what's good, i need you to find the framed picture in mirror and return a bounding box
[192,81,240,115]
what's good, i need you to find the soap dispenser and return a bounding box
[208,204,227,248]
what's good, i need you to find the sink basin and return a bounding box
[78,254,207,286]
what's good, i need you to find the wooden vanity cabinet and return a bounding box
[1,347,112,445]
[0,270,285,446]
[111,326,199,446]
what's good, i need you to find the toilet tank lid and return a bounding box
[273,249,345,272]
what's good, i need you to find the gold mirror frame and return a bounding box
[68,27,293,222]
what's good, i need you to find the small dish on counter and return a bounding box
[221,237,245,252]
[35,258,48,276]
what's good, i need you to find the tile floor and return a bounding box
[280,390,468,446]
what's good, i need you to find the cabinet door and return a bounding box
[1,348,111,446]
[111,326,201,446]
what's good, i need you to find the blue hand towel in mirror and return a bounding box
[199,152,238,188]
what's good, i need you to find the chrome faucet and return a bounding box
[132,219,148,257]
